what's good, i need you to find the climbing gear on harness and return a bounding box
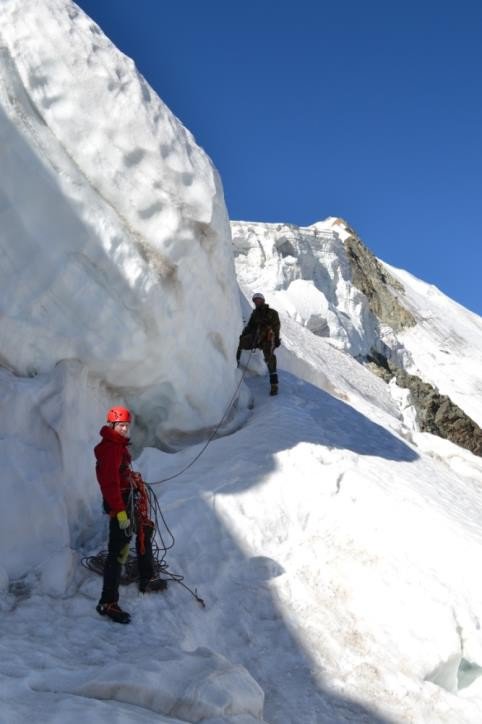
[96,601,131,624]
[107,406,132,423]
[130,472,149,553]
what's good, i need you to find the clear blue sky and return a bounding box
[76,0,482,315]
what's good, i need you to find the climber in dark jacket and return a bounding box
[236,292,281,395]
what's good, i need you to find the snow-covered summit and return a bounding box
[232,216,482,429]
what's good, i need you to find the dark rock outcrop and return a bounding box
[367,354,482,457]
[337,219,416,331]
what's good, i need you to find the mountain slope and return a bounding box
[1,2,482,723]
[3,364,482,722]
[383,262,482,428]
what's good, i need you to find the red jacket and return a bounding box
[94,426,132,514]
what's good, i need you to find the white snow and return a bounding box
[381,262,482,427]
[2,1,482,723]
[135,372,482,724]
[4,365,482,723]
[0,0,241,441]
[0,360,111,579]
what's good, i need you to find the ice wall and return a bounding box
[0,0,241,444]
[0,0,241,577]
[0,361,111,579]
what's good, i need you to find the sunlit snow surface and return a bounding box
[2,1,482,722]
[382,262,482,428]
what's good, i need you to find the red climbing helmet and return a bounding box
[106,406,132,423]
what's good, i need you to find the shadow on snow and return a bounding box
[145,371,415,722]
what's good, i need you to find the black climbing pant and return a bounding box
[100,517,155,603]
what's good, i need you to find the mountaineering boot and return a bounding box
[269,372,279,396]
[139,578,168,593]
[96,601,131,624]
[270,383,278,396]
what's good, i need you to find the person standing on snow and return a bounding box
[95,406,166,624]
[236,292,281,396]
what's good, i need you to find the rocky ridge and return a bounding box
[366,352,482,456]
[334,218,416,331]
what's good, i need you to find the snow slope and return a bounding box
[135,373,482,724]
[3,367,482,723]
[2,1,482,722]
[382,262,482,428]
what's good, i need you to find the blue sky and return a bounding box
[77,0,482,315]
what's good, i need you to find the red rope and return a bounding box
[130,471,151,555]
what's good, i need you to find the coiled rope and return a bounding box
[81,481,205,607]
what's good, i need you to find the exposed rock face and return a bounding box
[337,219,416,331]
[367,354,482,457]
[338,220,482,456]
[395,369,482,455]
[365,350,393,382]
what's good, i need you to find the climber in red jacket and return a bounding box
[94,406,166,624]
